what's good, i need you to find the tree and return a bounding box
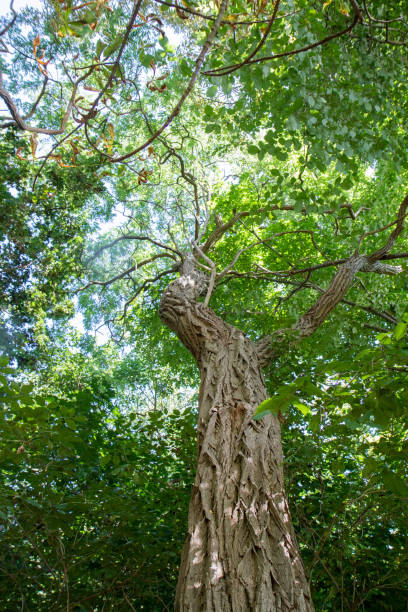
[0,128,107,363]
[1,0,408,609]
[155,194,408,609]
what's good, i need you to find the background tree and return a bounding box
[0,127,108,363]
[1,0,408,610]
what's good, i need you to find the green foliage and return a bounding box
[285,398,408,611]
[0,356,196,610]
[0,129,109,364]
[257,325,408,609]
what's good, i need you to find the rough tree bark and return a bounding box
[158,195,407,611]
[159,263,313,612]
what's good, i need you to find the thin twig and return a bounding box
[105,0,229,162]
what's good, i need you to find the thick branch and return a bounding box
[293,255,367,339]
[291,193,407,339]
[359,261,402,275]
[256,193,408,360]
[201,208,268,253]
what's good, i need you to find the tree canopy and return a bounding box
[1,0,408,610]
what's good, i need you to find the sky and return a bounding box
[0,0,42,18]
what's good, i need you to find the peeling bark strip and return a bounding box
[159,270,313,612]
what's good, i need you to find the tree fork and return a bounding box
[159,263,313,612]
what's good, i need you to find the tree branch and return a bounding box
[367,193,408,262]
[0,66,93,134]
[103,0,229,162]
[203,9,360,76]
[78,253,177,293]
[292,193,408,338]
[0,0,16,37]
[86,234,182,263]
[151,0,300,27]
[256,192,408,360]
[204,0,281,78]
[81,0,143,123]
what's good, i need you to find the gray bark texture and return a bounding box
[159,267,314,612]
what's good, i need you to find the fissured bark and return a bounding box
[159,268,314,612]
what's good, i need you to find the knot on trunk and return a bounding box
[158,267,213,362]
[159,261,209,330]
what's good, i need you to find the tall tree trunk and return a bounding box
[159,268,313,612]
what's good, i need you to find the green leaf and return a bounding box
[254,386,297,420]
[96,39,106,57]
[206,85,217,98]
[394,321,407,340]
[65,418,77,430]
[377,332,392,345]
[139,53,155,68]
[275,150,288,162]
[159,36,174,53]
[286,115,300,132]
[204,104,214,117]
[265,130,274,144]
[341,177,353,190]
[253,397,276,420]
[67,22,90,38]
[293,402,311,416]
[221,77,232,95]
[83,10,98,24]
[179,58,190,77]
[247,144,259,155]
[103,35,123,59]
[383,469,408,497]
[322,360,355,373]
